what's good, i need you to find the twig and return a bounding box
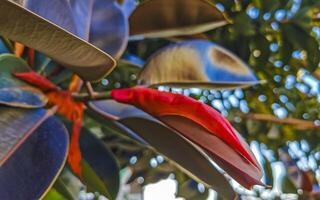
[72,91,112,102]
[241,113,319,130]
[85,81,95,97]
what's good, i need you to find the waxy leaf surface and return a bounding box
[110,87,263,188]
[129,0,227,38]
[138,40,261,89]
[25,0,128,59]
[0,54,47,108]
[0,0,116,81]
[89,100,236,199]
[0,107,51,165]
[0,116,68,200]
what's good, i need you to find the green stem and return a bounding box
[72,91,112,102]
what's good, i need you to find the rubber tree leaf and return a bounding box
[0,54,47,108]
[160,116,263,189]
[72,1,92,42]
[23,0,77,34]
[86,0,129,59]
[68,0,129,58]
[110,87,264,189]
[79,127,120,200]
[129,0,228,38]
[138,40,262,89]
[0,0,116,81]
[25,0,128,59]
[0,115,69,200]
[0,107,52,165]
[88,100,236,199]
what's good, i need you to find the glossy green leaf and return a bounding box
[0,115,69,200]
[43,188,66,200]
[54,169,83,200]
[0,54,47,108]
[79,128,120,200]
[81,160,112,199]
[129,0,228,38]
[262,155,274,186]
[0,0,116,81]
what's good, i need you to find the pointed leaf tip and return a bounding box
[110,87,260,169]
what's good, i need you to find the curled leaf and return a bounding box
[138,40,261,89]
[111,88,255,165]
[0,0,116,81]
[129,0,228,38]
[25,0,128,59]
[110,87,263,188]
[88,100,236,199]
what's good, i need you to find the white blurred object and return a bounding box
[144,179,184,200]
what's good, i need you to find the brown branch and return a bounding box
[241,113,319,130]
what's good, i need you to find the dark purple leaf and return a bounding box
[0,116,68,200]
